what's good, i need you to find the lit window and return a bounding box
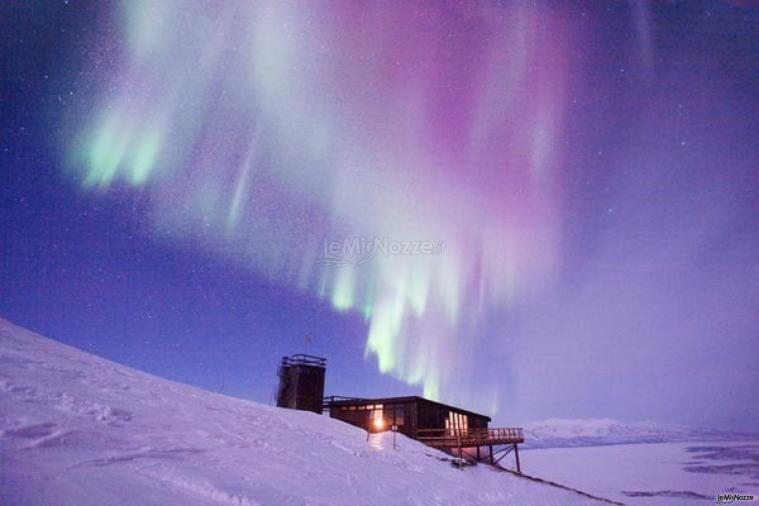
[372,408,384,430]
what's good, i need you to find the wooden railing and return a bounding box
[416,427,524,447]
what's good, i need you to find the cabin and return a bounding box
[276,353,524,471]
[324,395,490,438]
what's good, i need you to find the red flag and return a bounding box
[304,335,313,354]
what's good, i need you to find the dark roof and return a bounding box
[325,395,491,422]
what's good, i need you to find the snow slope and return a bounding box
[523,418,753,449]
[0,319,609,505]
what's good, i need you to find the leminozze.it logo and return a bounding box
[320,237,445,267]
[716,493,756,504]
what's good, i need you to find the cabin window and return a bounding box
[445,411,468,433]
[394,405,405,425]
[382,404,404,426]
[447,411,456,432]
[371,405,384,429]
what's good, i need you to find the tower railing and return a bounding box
[280,354,326,368]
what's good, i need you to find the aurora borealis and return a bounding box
[72,1,569,407]
[2,1,758,430]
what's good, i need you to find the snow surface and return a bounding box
[0,319,608,505]
[525,441,759,506]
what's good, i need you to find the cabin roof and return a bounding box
[326,395,491,422]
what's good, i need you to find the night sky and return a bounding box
[1,1,757,431]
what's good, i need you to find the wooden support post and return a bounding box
[476,445,481,461]
[489,445,493,465]
[514,444,521,474]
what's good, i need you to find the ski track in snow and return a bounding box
[0,319,607,505]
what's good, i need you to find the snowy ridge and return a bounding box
[523,418,754,449]
[0,319,610,505]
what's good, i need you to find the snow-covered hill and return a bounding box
[0,319,610,505]
[523,418,752,449]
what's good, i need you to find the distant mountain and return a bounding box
[523,418,755,448]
